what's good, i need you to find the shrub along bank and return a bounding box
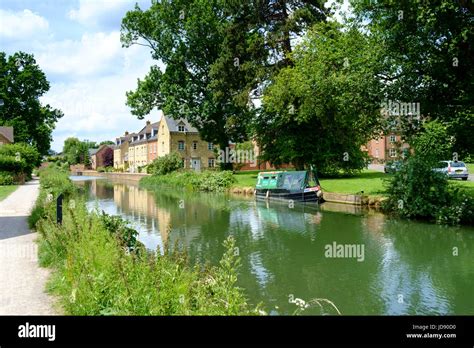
[0,143,41,184]
[31,167,260,315]
[140,170,236,193]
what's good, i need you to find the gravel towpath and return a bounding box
[0,179,56,315]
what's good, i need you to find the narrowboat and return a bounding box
[255,170,323,203]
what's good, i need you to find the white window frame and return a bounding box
[390,135,396,143]
[389,148,397,158]
[208,142,213,150]
[178,141,185,151]
[178,125,185,132]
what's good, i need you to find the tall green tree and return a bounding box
[121,1,328,168]
[63,137,94,165]
[255,22,384,173]
[351,0,474,158]
[0,52,63,156]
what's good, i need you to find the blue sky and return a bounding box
[0,0,155,152]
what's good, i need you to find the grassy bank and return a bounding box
[31,167,260,315]
[0,185,18,201]
[233,169,473,199]
[140,170,235,193]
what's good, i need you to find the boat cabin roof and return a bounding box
[256,171,310,191]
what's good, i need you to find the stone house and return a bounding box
[113,131,132,170]
[147,122,159,163]
[158,115,215,171]
[0,126,14,146]
[128,121,159,173]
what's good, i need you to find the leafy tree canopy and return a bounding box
[350,0,474,157]
[0,52,63,156]
[255,22,384,174]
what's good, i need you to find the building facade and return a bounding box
[158,116,215,171]
[89,144,113,170]
[364,133,410,164]
[0,126,14,146]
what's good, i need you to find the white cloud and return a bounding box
[36,31,122,77]
[68,0,138,27]
[42,51,156,151]
[0,9,49,40]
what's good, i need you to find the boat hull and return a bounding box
[255,189,323,203]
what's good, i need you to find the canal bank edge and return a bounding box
[75,170,384,207]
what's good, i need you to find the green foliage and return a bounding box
[121,1,327,166]
[62,137,94,165]
[411,121,452,165]
[383,155,473,225]
[0,155,27,173]
[0,142,41,177]
[31,167,260,315]
[0,171,14,185]
[351,0,473,156]
[0,52,63,156]
[99,212,143,253]
[141,170,236,193]
[38,166,76,198]
[255,22,383,174]
[147,152,183,175]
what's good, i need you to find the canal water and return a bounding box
[72,176,474,315]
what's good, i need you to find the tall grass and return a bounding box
[32,168,261,315]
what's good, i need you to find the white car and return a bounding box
[434,161,469,180]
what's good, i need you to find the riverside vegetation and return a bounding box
[142,153,235,193]
[29,167,261,315]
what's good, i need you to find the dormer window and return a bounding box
[178,124,185,132]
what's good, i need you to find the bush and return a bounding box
[383,156,473,225]
[0,143,41,177]
[0,171,14,185]
[0,155,27,173]
[147,152,183,175]
[141,170,236,193]
[97,166,105,172]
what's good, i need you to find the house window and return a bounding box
[208,158,215,168]
[389,148,397,157]
[193,141,198,150]
[162,141,164,152]
[208,142,213,150]
[182,158,186,168]
[390,135,396,143]
[178,141,185,151]
[162,125,164,135]
[178,125,185,132]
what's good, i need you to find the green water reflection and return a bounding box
[74,177,474,315]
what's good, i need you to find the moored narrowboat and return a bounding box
[254,170,323,203]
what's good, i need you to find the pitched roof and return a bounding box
[0,126,14,143]
[163,116,198,133]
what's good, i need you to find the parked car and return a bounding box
[433,161,469,180]
[384,160,402,173]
